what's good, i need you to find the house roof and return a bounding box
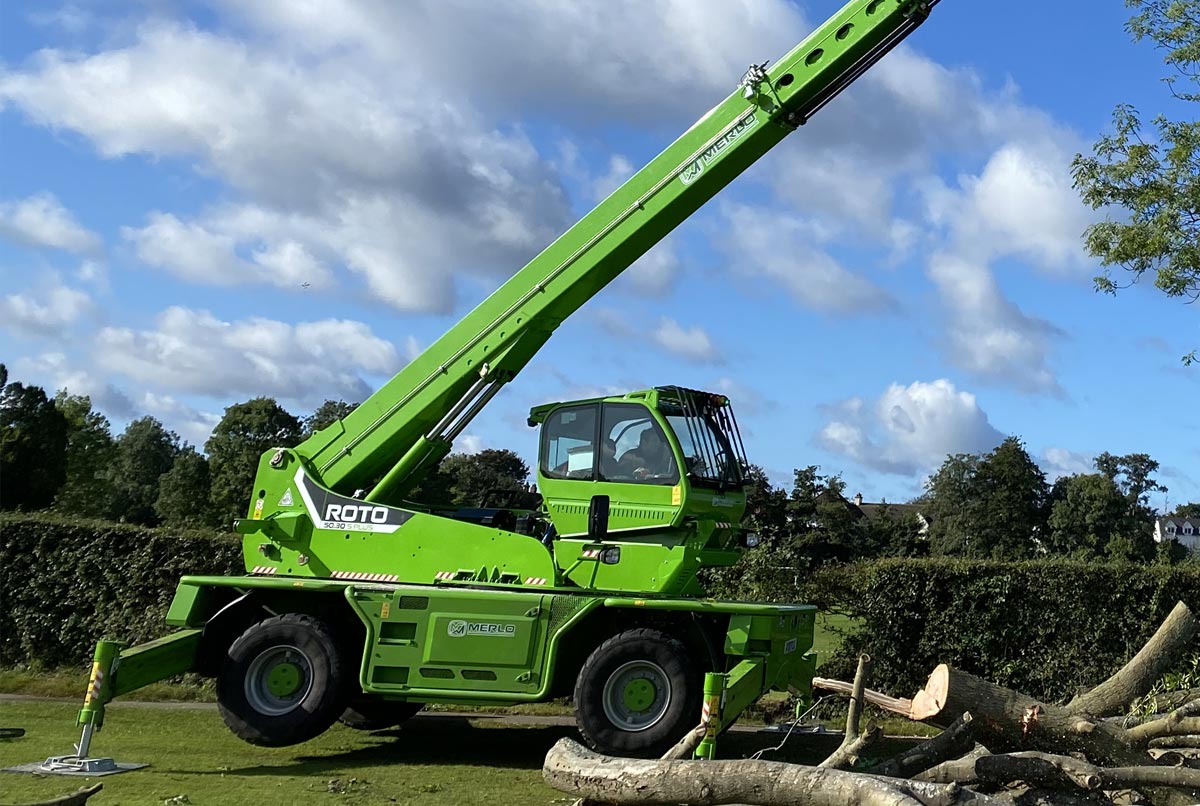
[1158,517,1200,530]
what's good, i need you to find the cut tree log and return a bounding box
[869,713,977,779]
[910,665,1143,765]
[1066,603,1197,718]
[544,738,1011,806]
[1126,699,1200,745]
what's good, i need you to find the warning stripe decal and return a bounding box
[524,577,547,586]
[251,565,278,575]
[331,570,399,583]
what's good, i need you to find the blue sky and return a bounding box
[1,0,1196,510]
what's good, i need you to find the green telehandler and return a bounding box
[41,0,938,773]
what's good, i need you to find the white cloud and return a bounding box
[0,279,94,338]
[14,351,135,417]
[138,392,221,448]
[652,317,722,364]
[0,193,102,255]
[818,379,1004,476]
[217,0,808,126]
[593,308,720,364]
[93,307,404,406]
[720,203,896,314]
[923,142,1092,273]
[0,22,571,313]
[927,252,1063,395]
[1043,447,1095,480]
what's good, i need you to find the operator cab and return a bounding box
[528,386,750,551]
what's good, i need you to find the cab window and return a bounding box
[541,404,598,480]
[599,403,679,485]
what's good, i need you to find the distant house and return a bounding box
[847,492,932,536]
[1154,517,1200,551]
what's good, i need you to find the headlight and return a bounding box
[743,533,761,548]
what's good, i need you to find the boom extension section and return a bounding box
[292,0,936,502]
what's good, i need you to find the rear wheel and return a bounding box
[339,696,423,731]
[573,628,701,758]
[217,613,350,747]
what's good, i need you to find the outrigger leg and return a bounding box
[7,630,201,776]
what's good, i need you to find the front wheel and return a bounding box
[573,628,701,758]
[217,613,350,747]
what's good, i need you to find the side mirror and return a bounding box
[587,495,610,542]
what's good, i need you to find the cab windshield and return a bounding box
[658,387,747,488]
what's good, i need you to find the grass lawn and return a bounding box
[0,700,919,806]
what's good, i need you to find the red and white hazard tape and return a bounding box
[250,565,278,575]
[331,570,399,583]
[582,549,601,559]
[434,571,456,581]
[524,577,548,586]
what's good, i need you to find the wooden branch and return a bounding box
[1150,735,1200,749]
[821,654,876,769]
[869,713,977,779]
[1067,602,1197,718]
[662,722,708,761]
[813,676,914,718]
[544,738,1011,806]
[1127,699,1200,745]
[976,751,1200,801]
[914,744,991,784]
[16,785,103,806]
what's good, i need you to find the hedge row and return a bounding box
[0,513,241,667]
[805,558,1200,703]
[6,515,1200,705]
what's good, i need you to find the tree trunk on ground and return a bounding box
[911,665,1142,765]
[1066,603,1197,718]
[544,738,1010,806]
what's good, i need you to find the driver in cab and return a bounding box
[619,428,673,479]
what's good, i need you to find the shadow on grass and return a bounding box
[171,715,895,778]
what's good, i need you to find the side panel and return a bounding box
[347,586,555,695]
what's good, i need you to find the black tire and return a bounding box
[573,628,701,758]
[339,695,423,731]
[217,613,351,747]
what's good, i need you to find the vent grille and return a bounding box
[548,594,591,634]
[419,667,455,679]
[399,596,429,610]
[461,669,497,681]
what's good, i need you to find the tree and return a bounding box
[922,453,982,557]
[303,399,360,437]
[206,398,303,526]
[785,466,869,566]
[0,378,70,510]
[924,438,1047,559]
[1045,473,1130,559]
[155,447,218,528]
[106,416,181,525]
[1072,0,1200,364]
[1092,451,1164,561]
[1172,502,1200,518]
[52,392,117,518]
[439,448,529,506]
